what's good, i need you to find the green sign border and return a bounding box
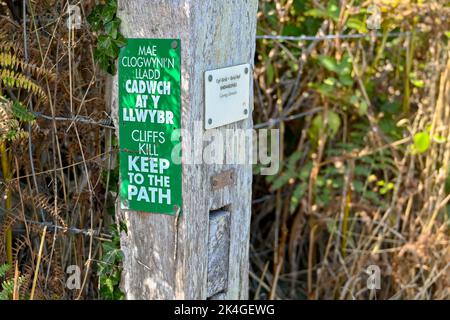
[118,38,182,216]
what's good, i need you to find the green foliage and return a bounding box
[307,110,341,145]
[0,97,35,142]
[413,131,431,154]
[0,264,10,278]
[0,264,26,300]
[88,0,127,75]
[97,223,126,300]
[304,0,340,22]
[11,101,35,123]
[445,171,450,195]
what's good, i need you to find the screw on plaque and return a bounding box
[171,40,178,49]
[244,67,249,74]
[243,108,248,115]
[208,75,213,82]
[208,118,213,125]
[123,199,129,207]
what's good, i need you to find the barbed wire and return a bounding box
[256,31,411,42]
[33,108,323,131]
[26,220,112,241]
[29,31,412,131]
[33,111,115,129]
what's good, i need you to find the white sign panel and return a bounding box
[204,63,251,129]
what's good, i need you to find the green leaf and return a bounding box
[290,182,307,213]
[304,8,329,18]
[114,33,127,47]
[87,6,104,31]
[106,0,118,8]
[433,134,446,144]
[12,101,34,122]
[324,77,338,86]
[94,49,110,71]
[97,35,119,59]
[413,132,431,154]
[0,264,11,278]
[307,111,341,143]
[104,18,121,39]
[305,2,339,21]
[339,74,354,86]
[318,56,338,73]
[266,60,274,86]
[346,17,368,33]
[410,79,424,88]
[327,111,341,137]
[357,100,368,116]
[99,5,116,24]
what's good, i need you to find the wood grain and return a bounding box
[207,210,230,297]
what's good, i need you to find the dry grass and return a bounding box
[0,0,111,299]
[250,0,449,300]
[0,0,448,300]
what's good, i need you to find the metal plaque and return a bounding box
[204,63,251,129]
[118,38,182,215]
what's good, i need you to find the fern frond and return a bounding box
[23,192,67,230]
[0,264,10,278]
[11,101,35,122]
[0,41,20,53]
[0,53,55,81]
[0,276,26,300]
[0,69,48,103]
[0,279,15,300]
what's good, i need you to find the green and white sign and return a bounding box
[119,38,181,215]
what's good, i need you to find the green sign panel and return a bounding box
[119,38,181,215]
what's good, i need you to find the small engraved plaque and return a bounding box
[204,63,251,129]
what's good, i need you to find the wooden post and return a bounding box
[111,1,258,299]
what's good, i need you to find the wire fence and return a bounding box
[31,30,412,131]
[256,31,410,42]
[23,30,412,239]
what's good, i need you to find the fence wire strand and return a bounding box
[23,30,413,237]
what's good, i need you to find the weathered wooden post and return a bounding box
[111,1,258,299]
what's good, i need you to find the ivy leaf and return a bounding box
[114,33,127,48]
[105,18,121,39]
[413,132,431,154]
[97,35,119,59]
[99,5,116,24]
[106,0,118,9]
[94,49,110,73]
[87,6,104,32]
